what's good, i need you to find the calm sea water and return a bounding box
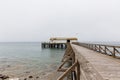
[0,42,65,78]
[1,42,120,79]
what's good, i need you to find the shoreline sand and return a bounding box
[0,63,60,80]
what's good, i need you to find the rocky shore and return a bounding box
[0,71,59,80]
[0,63,60,80]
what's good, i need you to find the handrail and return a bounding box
[76,42,120,48]
[57,43,80,80]
[72,42,120,58]
[57,42,107,80]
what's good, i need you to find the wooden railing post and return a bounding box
[95,45,97,51]
[99,45,101,52]
[104,46,107,54]
[57,62,78,80]
[69,42,120,80]
[72,42,120,59]
[77,61,80,80]
[113,47,116,58]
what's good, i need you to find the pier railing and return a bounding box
[73,42,120,58]
[57,43,80,80]
[57,42,120,80]
[57,43,104,80]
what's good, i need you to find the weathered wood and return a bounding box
[63,43,71,56]
[58,68,67,72]
[58,53,74,70]
[71,44,120,80]
[62,50,73,62]
[105,47,113,55]
[41,42,67,49]
[57,62,78,80]
[99,46,106,53]
[57,42,120,80]
[77,61,80,80]
[113,47,116,57]
[73,42,120,58]
[99,45,101,52]
[114,48,120,54]
[94,45,97,51]
[104,46,107,54]
[71,45,104,80]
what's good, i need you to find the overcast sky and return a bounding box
[0,0,120,42]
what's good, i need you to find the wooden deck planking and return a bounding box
[72,44,120,80]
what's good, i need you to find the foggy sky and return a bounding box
[0,0,120,42]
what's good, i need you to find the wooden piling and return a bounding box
[41,43,67,49]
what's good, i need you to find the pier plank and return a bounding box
[71,44,120,80]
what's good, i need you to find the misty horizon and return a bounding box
[0,0,120,42]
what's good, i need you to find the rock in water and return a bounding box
[28,76,33,78]
[0,74,9,80]
[36,76,39,79]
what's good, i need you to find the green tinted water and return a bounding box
[0,42,65,78]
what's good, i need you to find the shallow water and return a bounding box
[0,42,65,79]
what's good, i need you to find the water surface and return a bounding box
[0,42,65,79]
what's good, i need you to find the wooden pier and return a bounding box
[42,38,120,80]
[41,37,77,49]
[56,42,120,80]
[41,42,67,49]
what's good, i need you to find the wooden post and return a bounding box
[61,44,63,49]
[104,46,107,54]
[113,47,116,58]
[58,53,74,71]
[77,61,80,80]
[57,44,59,48]
[57,62,77,80]
[99,45,101,52]
[43,44,45,48]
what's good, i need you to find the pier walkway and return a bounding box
[57,43,120,80]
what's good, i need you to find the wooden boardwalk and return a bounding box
[57,43,120,80]
[72,44,120,80]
